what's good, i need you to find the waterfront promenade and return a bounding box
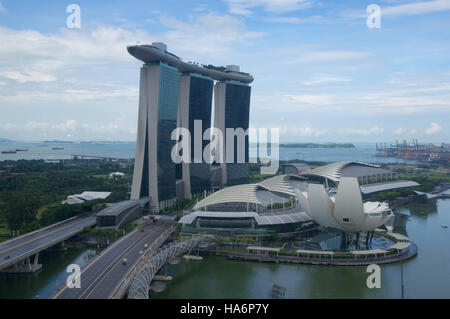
[202,242,418,266]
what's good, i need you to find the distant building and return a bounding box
[282,163,311,175]
[62,191,111,205]
[109,172,125,179]
[96,198,148,229]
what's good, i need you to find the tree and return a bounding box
[4,193,40,236]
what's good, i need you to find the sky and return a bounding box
[0,0,449,143]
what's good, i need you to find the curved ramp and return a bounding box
[127,235,210,299]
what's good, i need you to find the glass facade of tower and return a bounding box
[157,63,180,201]
[225,82,251,185]
[188,74,213,194]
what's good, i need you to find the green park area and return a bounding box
[0,159,132,239]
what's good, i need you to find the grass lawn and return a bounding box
[92,174,108,178]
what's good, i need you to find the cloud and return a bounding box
[0,70,57,83]
[257,76,450,116]
[0,1,6,13]
[158,13,265,60]
[0,25,152,86]
[13,119,136,141]
[0,123,18,131]
[383,0,450,17]
[291,50,374,63]
[24,120,78,132]
[394,127,406,134]
[1,84,138,102]
[225,0,315,15]
[266,15,327,24]
[299,74,351,86]
[0,12,260,100]
[286,94,334,105]
[425,122,443,134]
[341,126,384,136]
[342,0,450,20]
[278,124,326,136]
[0,13,266,141]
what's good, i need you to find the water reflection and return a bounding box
[0,247,98,299]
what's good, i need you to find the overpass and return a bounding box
[52,220,174,299]
[71,154,130,161]
[0,214,96,273]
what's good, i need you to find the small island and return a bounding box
[279,143,355,149]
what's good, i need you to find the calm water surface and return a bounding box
[0,247,99,299]
[0,142,417,164]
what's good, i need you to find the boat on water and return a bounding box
[1,149,17,154]
[16,148,29,152]
[52,147,64,150]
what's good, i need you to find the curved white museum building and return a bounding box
[179,161,419,236]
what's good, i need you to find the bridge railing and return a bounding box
[127,234,212,299]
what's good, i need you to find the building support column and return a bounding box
[365,232,370,249]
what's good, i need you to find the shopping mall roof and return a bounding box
[178,211,312,226]
[360,180,420,194]
[301,161,393,182]
[258,174,298,196]
[193,174,303,210]
[193,184,260,209]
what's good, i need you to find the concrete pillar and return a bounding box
[27,256,32,271]
[33,253,39,265]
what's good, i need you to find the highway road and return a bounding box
[0,215,96,271]
[53,221,173,299]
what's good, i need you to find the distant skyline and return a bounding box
[0,0,449,143]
